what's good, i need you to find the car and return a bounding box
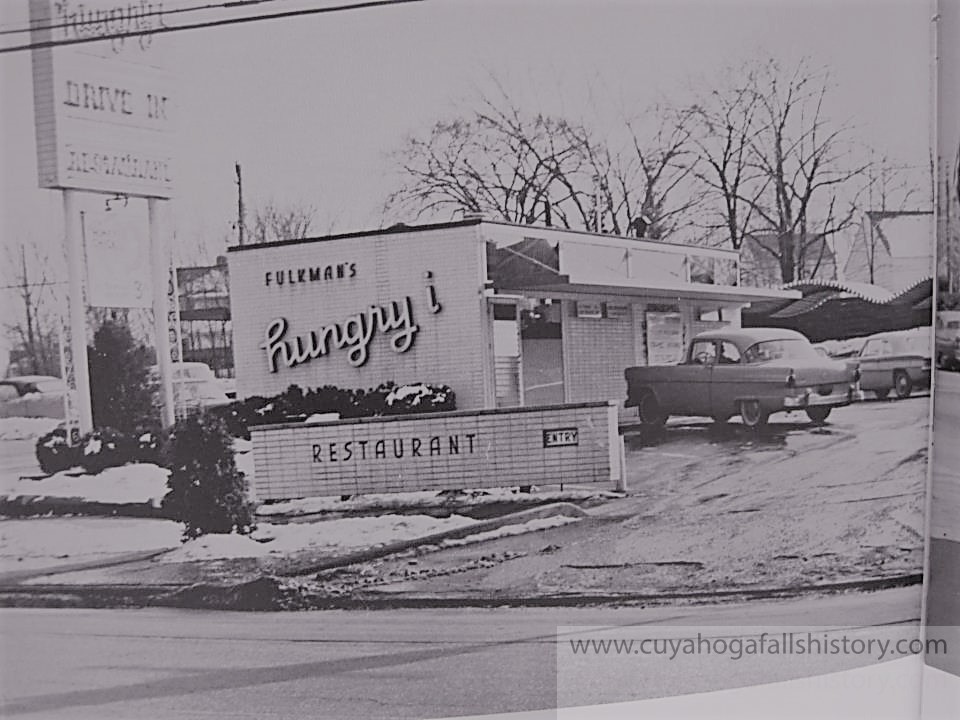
[0,375,66,419]
[149,362,233,412]
[856,328,932,399]
[935,311,960,370]
[624,327,861,428]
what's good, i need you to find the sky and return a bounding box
[0,0,938,337]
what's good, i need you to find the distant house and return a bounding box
[843,210,934,293]
[740,232,837,288]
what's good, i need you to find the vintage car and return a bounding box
[625,328,861,428]
[0,375,66,419]
[856,328,931,399]
[149,362,232,412]
[936,311,960,370]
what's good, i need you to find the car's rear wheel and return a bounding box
[638,393,668,426]
[805,406,832,424]
[893,371,912,399]
[739,399,769,429]
[874,388,890,400]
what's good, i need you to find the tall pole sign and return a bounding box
[29,0,178,431]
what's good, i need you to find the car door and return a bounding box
[673,338,716,416]
[858,338,887,391]
[709,340,745,418]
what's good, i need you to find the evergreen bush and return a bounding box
[162,412,255,540]
[88,320,157,434]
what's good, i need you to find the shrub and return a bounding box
[210,381,457,438]
[162,412,255,540]
[78,428,138,475]
[35,428,82,475]
[88,320,157,433]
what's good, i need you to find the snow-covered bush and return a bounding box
[162,413,255,540]
[78,428,137,475]
[35,428,82,475]
[384,383,456,414]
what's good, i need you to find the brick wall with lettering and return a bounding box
[250,402,619,500]
[228,224,491,409]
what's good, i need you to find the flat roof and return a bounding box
[226,218,483,252]
[226,217,739,260]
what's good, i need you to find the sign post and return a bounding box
[63,189,94,434]
[30,0,177,430]
[149,198,175,427]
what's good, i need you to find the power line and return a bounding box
[0,0,427,54]
[0,0,264,36]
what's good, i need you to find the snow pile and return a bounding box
[0,417,62,441]
[440,515,581,548]
[1,517,183,572]
[257,487,617,516]
[4,463,169,506]
[160,513,477,562]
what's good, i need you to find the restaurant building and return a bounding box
[227,218,798,415]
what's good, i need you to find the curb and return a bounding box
[0,548,178,585]
[0,496,165,519]
[273,501,590,577]
[0,573,922,612]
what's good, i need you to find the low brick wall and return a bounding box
[251,402,621,500]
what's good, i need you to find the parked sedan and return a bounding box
[856,328,932,399]
[936,311,960,370]
[0,375,66,418]
[149,362,233,413]
[625,327,861,428]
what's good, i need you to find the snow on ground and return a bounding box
[1,517,183,572]
[257,487,619,516]
[160,513,478,562]
[439,515,581,548]
[3,463,170,506]
[0,417,62,441]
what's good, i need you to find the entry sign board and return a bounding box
[29,0,175,198]
[543,427,579,448]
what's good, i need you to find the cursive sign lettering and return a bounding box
[262,297,419,371]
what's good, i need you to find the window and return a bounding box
[744,339,820,364]
[0,385,19,402]
[690,340,717,365]
[718,342,742,364]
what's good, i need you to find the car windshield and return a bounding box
[32,379,64,393]
[743,339,820,363]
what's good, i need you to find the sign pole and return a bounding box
[63,189,94,434]
[149,198,176,428]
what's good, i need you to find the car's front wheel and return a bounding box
[893,370,913,399]
[638,393,668,426]
[805,406,832,424]
[739,399,769,429]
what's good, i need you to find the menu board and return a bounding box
[645,312,685,365]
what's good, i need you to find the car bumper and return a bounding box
[783,387,859,409]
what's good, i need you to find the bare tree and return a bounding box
[384,87,700,241]
[686,58,871,284]
[248,200,317,243]
[384,91,593,228]
[3,242,60,376]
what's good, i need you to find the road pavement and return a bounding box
[0,587,921,719]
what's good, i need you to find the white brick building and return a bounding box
[227,219,797,415]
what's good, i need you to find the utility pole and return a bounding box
[235,162,245,246]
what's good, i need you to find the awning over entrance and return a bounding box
[495,280,800,307]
